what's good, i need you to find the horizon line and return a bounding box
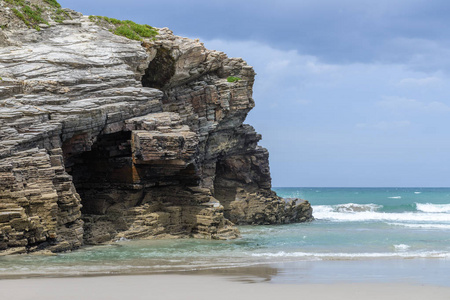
[272,186,450,189]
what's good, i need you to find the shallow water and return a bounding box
[1,187,449,282]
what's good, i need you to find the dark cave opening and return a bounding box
[60,129,207,244]
[62,130,202,217]
[141,47,175,89]
[63,131,135,215]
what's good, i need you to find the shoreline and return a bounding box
[1,274,449,300]
[1,258,450,286]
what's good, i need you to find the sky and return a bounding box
[59,0,450,187]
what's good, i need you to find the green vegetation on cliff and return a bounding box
[227,76,242,83]
[3,0,71,30]
[2,0,156,40]
[88,16,158,41]
[43,0,61,8]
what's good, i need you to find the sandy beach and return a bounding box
[1,274,449,300]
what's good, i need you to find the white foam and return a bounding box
[335,203,382,213]
[388,196,402,199]
[251,251,450,259]
[115,237,131,242]
[394,244,410,251]
[313,206,450,223]
[313,205,335,214]
[416,203,450,213]
[388,222,450,229]
[313,203,382,214]
[414,192,422,194]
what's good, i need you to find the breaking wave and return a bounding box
[334,203,383,213]
[313,203,450,223]
[415,203,450,213]
[314,203,382,214]
[394,244,410,251]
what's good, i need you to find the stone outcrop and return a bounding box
[0,0,312,254]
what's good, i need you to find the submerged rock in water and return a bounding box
[0,0,313,254]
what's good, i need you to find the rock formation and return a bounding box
[0,0,312,254]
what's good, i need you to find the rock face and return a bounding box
[0,1,312,254]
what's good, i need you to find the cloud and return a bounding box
[201,39,341,96]
[383,37,450,73]
[356,120,411,130]
[62,0,450,71]
[398,76,442,86]
[377,96,450,113]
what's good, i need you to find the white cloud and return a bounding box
[266,59,291,71]
[377,96,422,110]
[356,120,411,130]
[384,37,450,73]
[398,76,442,86]
[305,59,338,74]
[377,96,450,113]
[201,39,339,84]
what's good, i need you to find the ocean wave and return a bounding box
[251,251,450,259]
[314,203,382,214]
[335,203,383,213]
[394,244,410,251]
[415,203,450,213]
[388,196,402,199]
[312,207,450,222]
[388,222,450,229]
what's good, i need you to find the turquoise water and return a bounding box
[273,187,450,257]
[1,187,450,279]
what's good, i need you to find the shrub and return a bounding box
[43,0,61,8]
[22,5,46,24]
[227,76,242,83]
[12,8,30,27]
[114,25,142,41]
[103,17,123,25]
[5,0,68,29]
[126,21,158,38]
[89,16,158,41]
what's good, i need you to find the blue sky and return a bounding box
[59,0,450,187]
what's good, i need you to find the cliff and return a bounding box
[0,0,312,254]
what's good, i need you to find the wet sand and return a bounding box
[1,274,449,300]
[2,259,450,299]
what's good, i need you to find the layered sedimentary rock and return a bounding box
[0,1,312,254]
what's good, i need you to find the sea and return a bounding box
[1,187,450,285]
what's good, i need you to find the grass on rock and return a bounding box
[89,16,158,41]
[43,0,61,8]
[4,0,71,30]
[227,76,242,83]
